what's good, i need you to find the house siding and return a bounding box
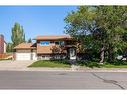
[0,35,4,54]
[37,53,66,60]
[16,49,31,53]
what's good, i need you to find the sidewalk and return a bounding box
[1,67,127,72]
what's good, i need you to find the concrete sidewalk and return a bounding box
[1,66,127,72]
[25,67,127,72]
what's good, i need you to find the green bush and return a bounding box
[77,60,101,68]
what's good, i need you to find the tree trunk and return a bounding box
[108,45,114,63]
[99,47,105,64]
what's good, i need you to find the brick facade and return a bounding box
[0,34,4,54]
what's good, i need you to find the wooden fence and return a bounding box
[0,53,13,59]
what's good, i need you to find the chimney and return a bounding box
[0,34,4,54]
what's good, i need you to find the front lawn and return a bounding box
[29,60,127,68]
[77,60,127,68]
[28,60,71,68]
[101,64,127,68]
[100,60,127,68]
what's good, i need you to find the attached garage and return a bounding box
[14,43,37,61]
[16,53,31,60]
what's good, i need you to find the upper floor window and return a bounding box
[60,41,64,45]
[55,41,64,45]
[40,41,49,46]
[55,41,60,45]
[50,41,54,44]
[39,41,64,46]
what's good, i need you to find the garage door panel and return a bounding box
[16,53,31,60]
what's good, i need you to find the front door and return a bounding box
[69,48,76,60]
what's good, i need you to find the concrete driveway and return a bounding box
[0,60,35,70]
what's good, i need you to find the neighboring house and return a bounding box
[14,35,77,60]
[4,41,6,53]
[0,34,6,54]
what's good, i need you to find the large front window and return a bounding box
[40,41,64,46]
[40,41,49,46]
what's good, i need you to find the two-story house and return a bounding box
[14,35,77,60]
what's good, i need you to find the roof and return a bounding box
[34,35,72,40]
[4,41,7,44]
[14,43,36,49]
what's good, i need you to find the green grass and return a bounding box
[101,64,127,68]
[101,60,127,68]
[29,60,127,68]
[28,60,71,68]
[78,60,127,68]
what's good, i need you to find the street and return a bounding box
[0,71,127,89]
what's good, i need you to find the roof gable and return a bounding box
[14,43,36,49]
[34,35,72,40]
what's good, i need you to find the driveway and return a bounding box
[0,60,34,70]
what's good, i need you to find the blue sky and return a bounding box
[0,6,77,42]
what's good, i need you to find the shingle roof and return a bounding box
[14,43,36,49]
[34,35,72,40]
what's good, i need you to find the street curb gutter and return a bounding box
[0,67,127,72]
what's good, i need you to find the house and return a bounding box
[0,34,6,54]
[0,34,9,59]
[14,35,77,60]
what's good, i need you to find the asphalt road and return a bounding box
[0,71,127,89]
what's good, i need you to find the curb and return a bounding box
[0,68,127,72]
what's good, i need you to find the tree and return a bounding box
[64,6,127,63]
[95,6,127,63]
[64,6,95,53]
[6,43,13,53]
[11,22,25,47]
[64,6,103,62]
[27,38,32,43]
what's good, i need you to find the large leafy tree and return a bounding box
[11,22,25,47]
[64,6,127,63]
[64,6,104,63]
[95,6,127,62]
[64,6,95,52]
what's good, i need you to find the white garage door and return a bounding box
[16,53,31,60]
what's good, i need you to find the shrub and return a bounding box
[77,60,101,68]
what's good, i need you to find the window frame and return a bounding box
[40,41,50,46]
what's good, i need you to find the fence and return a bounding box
[0,53,13,59]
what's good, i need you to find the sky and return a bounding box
[0,6,77,42]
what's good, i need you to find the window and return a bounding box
[70,48,76,57]
[55,41,60,45]
[50,41,54,44]
[55,41,64,45]
[40,41,49,46]
[60,41,64,45]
